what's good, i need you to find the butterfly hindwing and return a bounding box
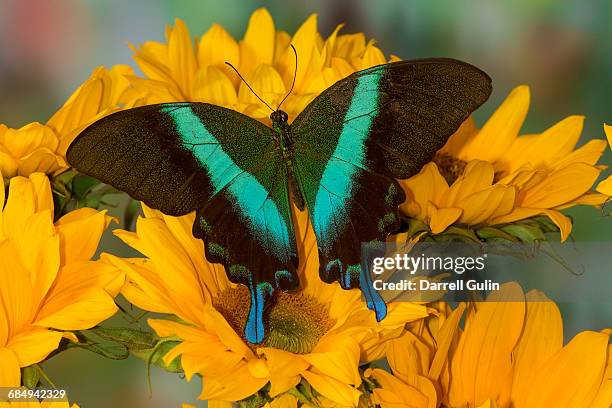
[67,103,298,343]
[290,58,492,318]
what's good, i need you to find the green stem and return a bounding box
[33,364,57,388]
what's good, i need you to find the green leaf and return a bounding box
[87,327,157,351]
[131,339,183,374]
[21,366,40,388]
[69,341,130,360]
[501,223,547,243]
[124,198,141,229]
[476,226,518,241]
[405,218,429,238]
[71,174,101,199]
[437,226,480,242]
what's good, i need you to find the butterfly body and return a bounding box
[67,58,492,344]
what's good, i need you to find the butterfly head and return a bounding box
[270,110,290,136]
[270,110,289,124]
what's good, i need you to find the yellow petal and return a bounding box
[274,31,292,65]
[29,173,54,213]
[46,70,105,136]
[369,368,435,407]
[105,255,177,315]
[131,41,171,84]
[428,204,462,233]
[458,185,516,225]
[51,261,124,300]
[448,282,525,408]
[0,144,19,178]
[238,64,285,108]
[500,115,585,174]
[247,358,270,379]
[333,33,366,60]
[605,123,612,148]
[133,216,207,323]
[360,43,386,69]
[200,362,267,401]
[429,303,465,380]
[269,394,298,408]
[399,163,449,219]
[553,139,607,169]
[0,347,20,386]
[55,208,109,263]
[0,123,58,159]
[555,192,609,209]
[281,14,318,93]
[520,162,600,208]
[168,19,197,99]
[596,175,612,196]
[457,85,529,163]
[321,24,343,67]
[198,23,240,72]
[19,149,66,176]
[194,66,238,106]
[261,348,309,396]
[35,287,118,330]
[240,8,275,74]
[492,208,572,241]
[203,306,254,360]
[305,337,361,386]
[590,343,611,408]
[511,290,563,404]
[516,331,609,407]
[207,401,232,408]
[442,160,495,207]
[440,116,478,157]
[301,370,361,407]
[379,302,430,329]
[6,328,63,367]
[3,176,36,238]
[0,240,34,338]
[386,331,431,378]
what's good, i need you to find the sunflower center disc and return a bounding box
[214,286,335,354]
[433,152,467,185]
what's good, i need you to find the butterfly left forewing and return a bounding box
[68,102,298,343]
[290,58,492,319]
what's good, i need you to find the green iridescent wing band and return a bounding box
[290,58,492,319]
[66,103,297,343]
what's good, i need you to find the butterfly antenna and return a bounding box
[224,61,275,112]
[276,44,298,111]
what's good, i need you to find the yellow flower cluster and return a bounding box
[400,86,609,241]
[105,206,429,406]
[367,283,611,408]
[0,66,142,179]
[0,173,123,387]
[129,8,396,125]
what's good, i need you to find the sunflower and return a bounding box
[400,85,609,241]
[367,283,611,408]
[128,8,396,126]
[104,205,429,407]
[0,65,142,179]
[0,172,124,386]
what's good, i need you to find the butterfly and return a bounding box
[67,57,491,344]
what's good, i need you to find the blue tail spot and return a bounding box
[359,265,387,321]
[244,281,273,344]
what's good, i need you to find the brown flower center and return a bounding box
[433,153,468,185]
[214,286,335,354]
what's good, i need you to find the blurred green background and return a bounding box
[0,1,610,407]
